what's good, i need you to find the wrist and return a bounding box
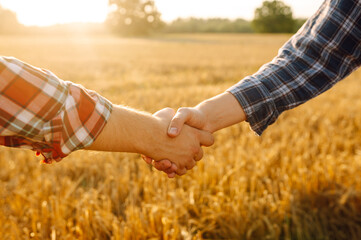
[91,105,165,155]
[195,92,246,133]
[194,104,214,133]
[134,116,161,156]
[136,115,168,158]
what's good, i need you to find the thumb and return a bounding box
[168,107,205,138]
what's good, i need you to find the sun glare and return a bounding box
[1,0,108,26]
[1,0,325,27]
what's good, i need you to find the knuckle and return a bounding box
[165,168,174,174]
[155,160,168,169]
[178,161,185,169]
[186,161,196,170]
[178,107,190,115]
[171,163,178,171]
[161,161,168,168]
[187,158,194,166]
[192,146,200,155]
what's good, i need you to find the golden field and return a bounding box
[0,33,360,240]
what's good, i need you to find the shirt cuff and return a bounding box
[45,82,112,162]
[40,82,113,163]
[227,76,279,136]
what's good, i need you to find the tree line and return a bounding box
[107,0,306,35]
[0,0,307,36]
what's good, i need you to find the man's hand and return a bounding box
[145,108,214,176]
[87,104,214,177]
[141,108,212,178]
[142,108,179,178]
[167,107,211,137]
[142,93,247,177]
[168,92,246,137]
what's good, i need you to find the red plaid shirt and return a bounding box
[0,57,113,163]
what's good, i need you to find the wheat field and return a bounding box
[0,34,360,240]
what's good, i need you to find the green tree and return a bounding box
[164,18,253,33]
[106,0,163,36]
[0,6,22,34]
[252,0,295,33]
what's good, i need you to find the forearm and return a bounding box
[86,105,213,170]
[86,105,162,155]
[195,92,246,133]
[228,0,361,135]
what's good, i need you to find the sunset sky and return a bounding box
[1,0,324,26]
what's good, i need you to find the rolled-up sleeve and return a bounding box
[0,56,113,163]
[228,0,361,135]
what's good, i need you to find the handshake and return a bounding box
[139,91,246,178]
[88,92,246,178]
[142,107,214,178]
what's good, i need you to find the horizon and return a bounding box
[1,0,324,27]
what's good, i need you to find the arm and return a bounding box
[0,56,214,172]
[147,0,361,174]
[168,0,361,136]
[145,92,245,177]
[228,0,361,135]
[86,106,214,171]
[168,92,246,135]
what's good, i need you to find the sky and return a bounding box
[0,0,325,27]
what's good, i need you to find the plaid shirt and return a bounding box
[0,57,112,163]
[228,0,361,135]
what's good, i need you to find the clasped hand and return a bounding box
[142,107,211,178]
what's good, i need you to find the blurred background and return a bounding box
[1,1,361,240]
[0,0,324,36]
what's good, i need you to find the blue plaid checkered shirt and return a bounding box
[228,0,361,135]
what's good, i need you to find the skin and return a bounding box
[143,92,247,177]
[86,105,214,175]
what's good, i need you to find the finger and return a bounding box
[163,163,177,174]
[198,130,215,147]
[164,167,176,174]
[152,159,172,171]
[176,167,187,176]
[185,159,196,170]
[141,155,153,164]
[167,172,176,178]
[194,148,204,162]
[167,108,192,137]
[164,162,177,174]
[170,163,178,172]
